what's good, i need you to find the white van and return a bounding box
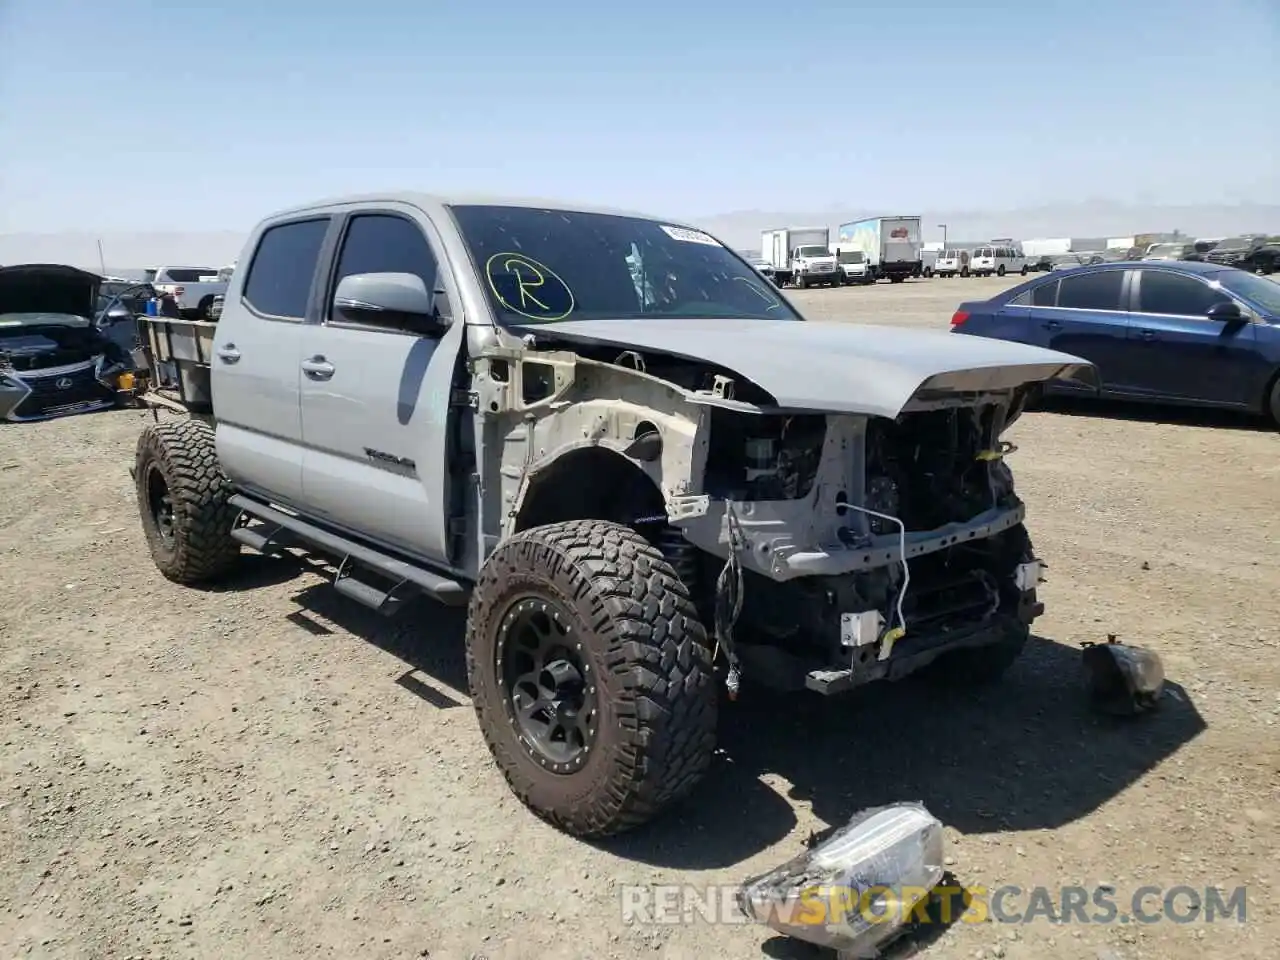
[934,249,970,278]
[970,242,1027,278]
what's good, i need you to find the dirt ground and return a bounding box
[2,275,1278,960]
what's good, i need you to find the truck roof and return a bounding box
[839,215,921,223]
[260,192,683,226]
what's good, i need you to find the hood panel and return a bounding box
[0,264,101,319]
[513,317,1094,418]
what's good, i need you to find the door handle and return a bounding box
[215,344,241,363]
[301,355,335,379]
[1139,330,1157,341]
[1042,319,1062,330]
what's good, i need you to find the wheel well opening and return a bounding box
[514,447,667,532]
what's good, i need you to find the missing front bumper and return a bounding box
[806,603,1040,696]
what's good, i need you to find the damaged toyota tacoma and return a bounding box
[129,194,1096,838]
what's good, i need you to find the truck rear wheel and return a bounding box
[135,418,241,584]
[465,519,717,838]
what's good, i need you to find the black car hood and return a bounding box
[0,264,101,319]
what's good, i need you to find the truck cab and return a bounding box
[790,244,839,288]
[832,248,873,285]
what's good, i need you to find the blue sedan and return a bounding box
[949,260,1280,424]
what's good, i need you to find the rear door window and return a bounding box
[1031,280,1059,307]
[160,268,217,283]
[242,217,331,320]
[1056,269,1125,310]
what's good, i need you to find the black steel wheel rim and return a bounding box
[496,596,599,773]
[145,464,175,548]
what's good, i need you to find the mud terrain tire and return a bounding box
[465,519,717,838]
[135,418,240,584]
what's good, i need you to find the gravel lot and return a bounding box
[2,275,1278,960]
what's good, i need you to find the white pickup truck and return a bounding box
[146,265,232,320]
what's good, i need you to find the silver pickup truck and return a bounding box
[130,192,1096,838]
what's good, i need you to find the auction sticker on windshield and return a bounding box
[660,225,720,245]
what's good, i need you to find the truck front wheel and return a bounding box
[135,418,241,584]
[465,519,717,838]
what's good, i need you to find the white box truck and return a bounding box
[761,227,839,288]
[834,216,922,283]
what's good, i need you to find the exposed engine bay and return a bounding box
[471,328,1053,697]
[0,326,106,373]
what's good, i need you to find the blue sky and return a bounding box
[1,0,1277,233]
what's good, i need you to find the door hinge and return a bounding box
[450,389,479,410]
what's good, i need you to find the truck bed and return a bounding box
[141,316,216,414]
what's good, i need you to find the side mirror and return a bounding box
[1207,300,1243,323]
[333,272,447,335]
[104,304,133,323]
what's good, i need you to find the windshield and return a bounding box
[156,268,216,283]
[1217,271,1280,315]
[837,251,865,264]
[1215,236,1252,251]
[450,205,800,325]
[96,280,152,314]
[1146,244,1182,257]
[796,245,829,258]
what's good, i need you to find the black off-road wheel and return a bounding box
[921,525,1035,687]
[465,519,717,838]
[135,418,240,584]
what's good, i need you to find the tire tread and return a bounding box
[465,519,716,838]
[135,418,240,584]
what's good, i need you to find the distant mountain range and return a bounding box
[2,201,1276,271]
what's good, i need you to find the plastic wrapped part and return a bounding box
[736,803,946,956]
[1082,641,1166,715]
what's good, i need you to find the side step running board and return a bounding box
[228,494,468,609]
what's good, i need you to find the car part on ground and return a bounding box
[737,803,946,959]
[0,264,141,422]
[1082,637,1165,715]
[127,192,1096,837]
